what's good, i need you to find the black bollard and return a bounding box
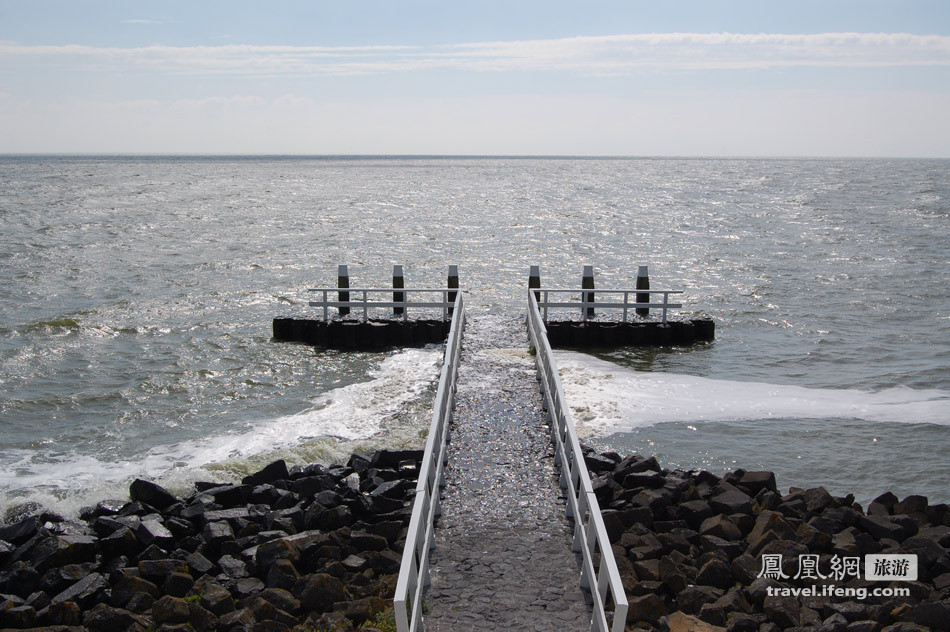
[636,265,650,318]
[338,264,350,318]
[393,265,405,318]
[582,265,595,319]
[447,264,459,316]
[529,265,541,304]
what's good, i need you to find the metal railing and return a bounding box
[535,288,683,323]
[527,290,629,632]
[393,291,466,632]
[308,287,460,322]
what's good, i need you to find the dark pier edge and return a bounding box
[271,316,715,350]
[542,317,715,348]
[272,318,452,350]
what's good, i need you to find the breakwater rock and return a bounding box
[0,450,422,631]
[582,447,950,632]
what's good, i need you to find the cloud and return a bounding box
[1,32,948,77]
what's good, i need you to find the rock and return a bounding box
[747,510,798,543]
[44,599,82,625]
[51,572,109,608]
[350,530,390,552]
[241,595,297,626]
[254,538,301,569]
[667,610,726,632]
[858,515,909,542]
[675,585,724,614]
[163,571,194,598]
[219,607,255,631]
[912,601,950,629]
[696,558,734,590]
[343,595,386,625]
[265,558,300,591]
[242,460,290,486]
[803,487,839,513]
[186,551,217,576]
[138,558,190,581]
[737,471,777,495]
[83,603,149,632]
[110,575,159,609]
[31,535,99,572]
[659,556,690,593]
[700,515,743,541]
[371,449,423,468]
[259,587,299,615]
[623,472,667,489]
[869,491,899,515]
[0,604,36,628]
[152,595,191,624]
[710,489,753,515]
[129,478,179,509]
[193,576,236,616]
[219,554,250,579]
[0,516,40,545]
[764,595,800,628]
[627,593,666,625]
[295,573,346,612]
[187,601,219,632]
[678,500,714,530]
[100,526,139,558]
[136,518,175,548]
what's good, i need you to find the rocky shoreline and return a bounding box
[1,448,948,632]
[0,451,421,632]
[582,448,950,632]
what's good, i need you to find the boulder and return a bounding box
[129,479,179,509]
[242,460,290,487]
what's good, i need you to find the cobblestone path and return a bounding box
[423,314,592,631]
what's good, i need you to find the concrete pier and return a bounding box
[423,314,591,631]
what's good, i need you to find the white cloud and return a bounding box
[1,32,948,77]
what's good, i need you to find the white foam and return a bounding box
[0,348,441,517]
[555,351,950,436]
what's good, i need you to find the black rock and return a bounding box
[242,459,290,487]
[129,479,179,510]
[51,572,109,608]
[0,516,40,545]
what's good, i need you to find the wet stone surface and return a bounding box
[424,314,592,631]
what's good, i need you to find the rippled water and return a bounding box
[0,156,947,514]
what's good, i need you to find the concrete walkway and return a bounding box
[423,314,591,632]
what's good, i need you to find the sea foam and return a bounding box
[0,347,441,518]
[555,351,950,436]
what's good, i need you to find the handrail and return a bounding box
[308,287,462,322]
[534,287,683,323]
[527,290,629,632]
[393,291,466,632]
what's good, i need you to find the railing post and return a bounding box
[662,292,669,323]
[622,291,630,322]
[393,264,405,317]
[323,290,328,321]
[636,265,650,318]
[362,290,368,322]
[337,264,350,317]
[582,265,595,319]
[447,264,459,319]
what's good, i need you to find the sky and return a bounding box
[1,0,949,157]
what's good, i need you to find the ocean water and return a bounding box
[0,155,947,517]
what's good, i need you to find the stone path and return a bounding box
[423,314,592,632]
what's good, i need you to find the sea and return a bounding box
[0,155,947,519]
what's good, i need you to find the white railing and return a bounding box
[535,288,683,323]
[393,292,466,632]
[308,287,460,322]
[527,291,629,632]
